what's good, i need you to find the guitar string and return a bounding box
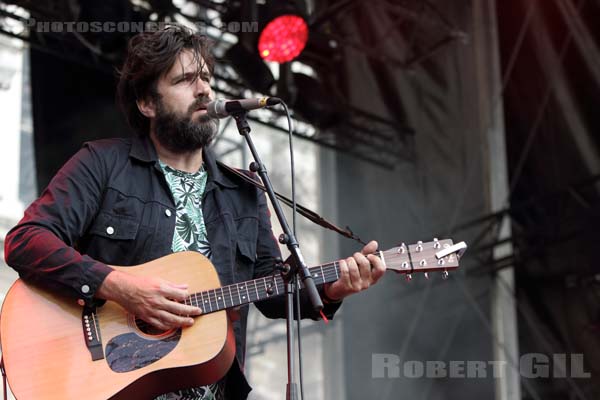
[136,254,440,314]
[178,257,433,313]
[139,269,337,330]
[134,266,352,330]
[134,250,453,330]
[180,254,445,310]
[135,278,293,331]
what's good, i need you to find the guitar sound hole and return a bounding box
[133,317,171,336]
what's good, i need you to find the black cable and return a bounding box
[279,102,297,237]
[279,101,305,400]
[295,276,305,400]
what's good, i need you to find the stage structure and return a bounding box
[0,1,599,399]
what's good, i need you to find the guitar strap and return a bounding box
[217,161,366,245]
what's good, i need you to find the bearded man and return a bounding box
[4,25,386,400]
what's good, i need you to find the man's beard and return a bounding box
[153,96,219,153]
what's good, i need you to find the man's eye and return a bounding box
[175,74,210,84]
[176,75,194,84]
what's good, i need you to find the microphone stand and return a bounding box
[231,111,323,400]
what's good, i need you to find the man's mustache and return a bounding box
[188,97,212,115]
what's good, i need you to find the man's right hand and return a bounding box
[96,270,203,330]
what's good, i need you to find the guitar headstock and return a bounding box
[381,238,467,280]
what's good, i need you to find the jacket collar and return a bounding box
[203,146,237,189]
[129,135,158,163]
[129,135,237,189]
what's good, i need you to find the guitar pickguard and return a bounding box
[105,330,182,373]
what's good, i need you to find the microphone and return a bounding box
[206,97,281,119]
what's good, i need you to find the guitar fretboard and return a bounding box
[182,239,463,313]
[184,261,344,313]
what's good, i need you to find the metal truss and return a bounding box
[452,174,600,280]
[0,0,461,168]
[308,0,467,69]
[240,175,600,354]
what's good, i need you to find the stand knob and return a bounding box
[279,234,289,244]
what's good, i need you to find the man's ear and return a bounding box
[136,97,156,118]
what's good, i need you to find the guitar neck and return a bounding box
[183,238,466,314]
[184,260,344,314]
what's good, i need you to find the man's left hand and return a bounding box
[323,240,386,302]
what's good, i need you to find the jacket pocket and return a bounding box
[235,216,258,263]
[237,237,257,263]
[89,211,140,240]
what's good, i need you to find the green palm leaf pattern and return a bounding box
[174,178,195,208]
[153,382,224,400]
[156,161,222,400]
[172,230,187,252]
[159,160,210,255]
[176,213,196,243]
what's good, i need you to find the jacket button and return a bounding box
[106,226,115,235]
[165,209,172,217]
[81,285,90,294]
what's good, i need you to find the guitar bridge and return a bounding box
[82,306,104,361]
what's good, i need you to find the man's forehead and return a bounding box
[167,50,209,77]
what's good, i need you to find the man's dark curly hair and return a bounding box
[117,25,215,137]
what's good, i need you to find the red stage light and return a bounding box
[258,15,308,63]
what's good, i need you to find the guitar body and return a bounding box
[0,239,466,399]
[0,251,236,400]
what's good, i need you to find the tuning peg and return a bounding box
[396,243,407,254]
[442,270,449,280]
[406,274,413,282]
[424,272,429,279]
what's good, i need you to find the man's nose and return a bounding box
[194,76,211,98]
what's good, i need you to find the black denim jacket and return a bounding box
[4,135,341,399]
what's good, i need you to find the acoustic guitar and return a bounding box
[0,239,466,399]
